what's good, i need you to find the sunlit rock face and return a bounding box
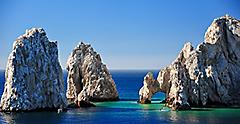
[0,28,67,111]
[139,15,240,110]
[66,42,119,107]
[138,72,160,104]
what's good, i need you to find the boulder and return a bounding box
[0,28,67,111]
[66,42,119,107]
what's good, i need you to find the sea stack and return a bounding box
[0,28,67,111]
[66,42,119,107]
[139,15,240,110]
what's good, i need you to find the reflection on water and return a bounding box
[1,113,16,124]
[0,102,240,123]
[0,111,64,124]
[169,111,178,122]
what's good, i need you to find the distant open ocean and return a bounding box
[0,70,240,124]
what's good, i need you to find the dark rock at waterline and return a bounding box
[77,101,96,107]
[137,99,151,104]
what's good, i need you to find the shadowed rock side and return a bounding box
[0,28,67,111]
[66,42,119,107]
[139,15,240,110]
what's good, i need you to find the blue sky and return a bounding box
[0,0,239,70]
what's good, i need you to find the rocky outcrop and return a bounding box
[157,43,194,110]
[138,72,160,104]
[139,15,240,110]
[66,42,119,107]
[0,28,67,111]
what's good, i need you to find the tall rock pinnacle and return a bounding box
[0,28,67,111]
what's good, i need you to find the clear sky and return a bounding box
[0,0,239,70]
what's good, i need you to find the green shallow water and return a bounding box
[93,100,240,123]
[1,101,240,124]
[95,100,166,110]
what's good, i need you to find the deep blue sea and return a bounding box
[0,70,240,124]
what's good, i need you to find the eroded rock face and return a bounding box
[138,72,160,104]
[139,15,240,110]
[157,43,194,110]
[66,42,119,106]
[0,28,67,111]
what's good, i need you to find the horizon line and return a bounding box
[0,68,161,71]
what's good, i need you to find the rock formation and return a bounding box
[139,15,240,110]
[0,28,67,111]
[138,72,160,104]
[66,42,119,107]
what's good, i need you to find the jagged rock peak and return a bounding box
[205,14,240,44]
[66,42,119,107]
[138,15,240,110]
[0,28,67,111]
[173,42,194,64]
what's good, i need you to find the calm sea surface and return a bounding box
[0,70,240,124]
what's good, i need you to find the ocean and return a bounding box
[0,70,240,124]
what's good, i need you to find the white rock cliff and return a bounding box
[138,72,160,104]
[0,28,67,111]
[66,42,119,107]
[139,15,240,110]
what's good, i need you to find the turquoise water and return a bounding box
[0,70,240,124]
